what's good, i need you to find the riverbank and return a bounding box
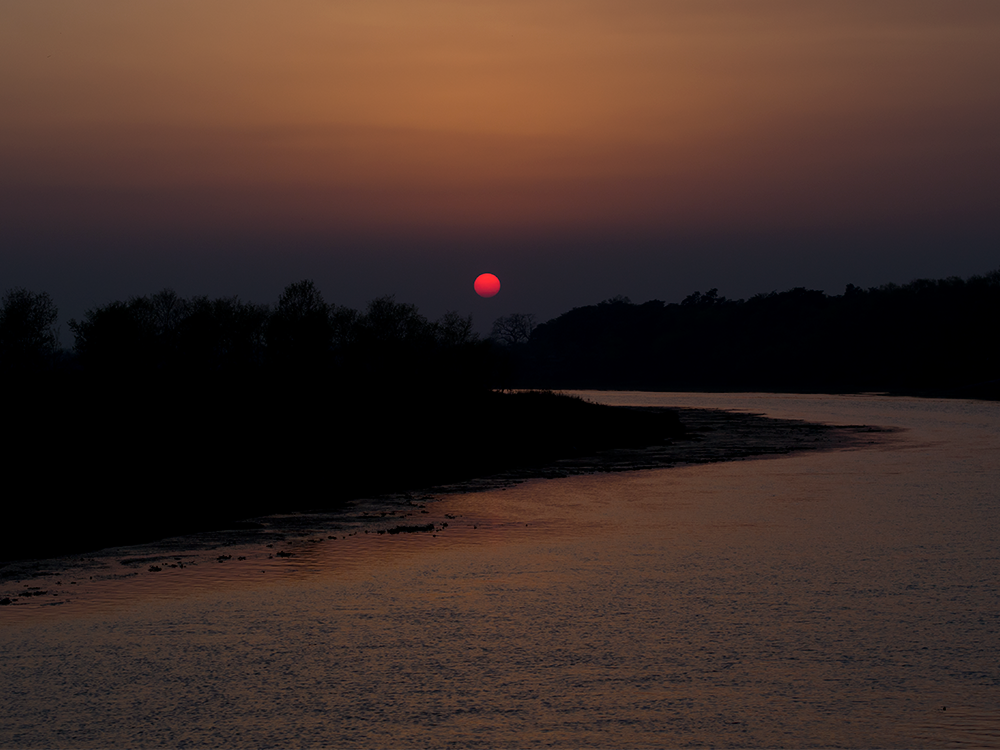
[4,389,682,563]
[1,396,891,586]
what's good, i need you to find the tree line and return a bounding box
[505,270,1000,397]
[3,270,998,395]
[0,280,491,392]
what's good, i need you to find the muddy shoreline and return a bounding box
[0,406,894,596]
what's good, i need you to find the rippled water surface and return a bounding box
[2,393,999,748]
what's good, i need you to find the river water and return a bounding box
[2,393,998,748]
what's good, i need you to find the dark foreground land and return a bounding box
[3,386,885,567]
[4,388,682,562]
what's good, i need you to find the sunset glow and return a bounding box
[1,1,998,325]
[4,1,998,236]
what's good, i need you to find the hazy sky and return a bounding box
[2,0,998,333]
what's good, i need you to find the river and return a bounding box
[2,393,998,748]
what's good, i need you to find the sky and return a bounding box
[2,0,998,337]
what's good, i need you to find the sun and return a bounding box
[474,273,501,298]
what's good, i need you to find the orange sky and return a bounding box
[4,0,999,236]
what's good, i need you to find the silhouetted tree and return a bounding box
[436,311,478,347]
[266,280,334,371]
[346,295,433,386]
[359,295,431,345]
[681,288,724,306]
[149,289,188,350]
[69,297,159,372]
[178,295,268,371]
[491,313,536,346]
[0,287,58,372]
[330,305,360,349]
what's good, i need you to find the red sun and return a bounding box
[474,273,501,298]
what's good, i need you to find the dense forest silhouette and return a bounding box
[2,269,996,561]
[4,270,997,395]
[499,271,1000,399]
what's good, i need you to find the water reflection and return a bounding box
[2,393,999,748]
